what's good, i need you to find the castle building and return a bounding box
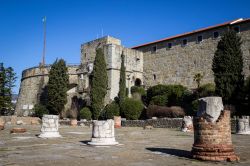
[15,18,250,116]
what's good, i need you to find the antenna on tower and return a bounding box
[42,16,46,67]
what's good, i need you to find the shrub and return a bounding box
[103,102,120,119]
[198,83,215,97]
[120,98,144,120]
[131,86,146,96]
[33,104,49,119]
[191,100,199,113]
[80,107,92,120]
[146,105,185,119]
[149,95,168,106]
[146,84,187,106]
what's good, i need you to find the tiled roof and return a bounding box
[132,18,250,49]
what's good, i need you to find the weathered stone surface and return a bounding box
[197,97,223,123]
[88,119,118,146]
[192,110,239,161]
[16,120,24,125]
[39,114,61,138]
[236,116,250,134]
[181,116,193,132]
[10,128,27,133]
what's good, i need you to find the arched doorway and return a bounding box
[134,78,141,87]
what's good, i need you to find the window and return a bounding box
[197,35,203,43]
[153,74,156,80]
[234,26,240,33]
[213,31,219,39]
[182,39,187,46]
[167,43,172,49]
[152,46,157,53]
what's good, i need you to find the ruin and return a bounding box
[88,119,118,146]
[236,116,250,134]
[191,97,239,161]
[38,114,61,138]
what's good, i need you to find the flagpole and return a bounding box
[42,16,46,66]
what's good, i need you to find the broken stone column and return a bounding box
[192,97,239,161]
[236,116,250,134]
[88,119,118,145]
[181,116,193,132]
[38,115,61,138]
[114,116,121,128]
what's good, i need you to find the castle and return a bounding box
[15,18,250,116]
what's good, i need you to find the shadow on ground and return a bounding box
[146,147,192,159]
[79,140,90,145]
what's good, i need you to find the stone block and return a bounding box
[236,116,250,134]
[38,115,61,138]
[197,97,223,123]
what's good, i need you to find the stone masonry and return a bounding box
[88,119,118,145]
[191,97,239,161]
[39,114,61,138]
[133,18,250,89]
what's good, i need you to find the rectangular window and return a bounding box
[151,46,157,53]
[234,26,240,33]
[167,43,172,49]
[213,31,219,39]
[197,35,203,43]
[182,39,187,46]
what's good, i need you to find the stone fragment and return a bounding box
[88,119,118,146]
[0,125,4,130]
[236,116,250,134]
[152,117,157,120]
[197,97,224,123]
[10,128,27,133]
[16,120,24,125]
[38,114,61,138]
[143,125,153,130]
[181,116,193,132]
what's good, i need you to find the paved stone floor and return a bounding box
[0,125,250,166]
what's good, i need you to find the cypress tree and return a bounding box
[47,59,69,115]
[212,30,244,103]
[118,51,126,105]
[0,63,16,115]
[91,48,108,120]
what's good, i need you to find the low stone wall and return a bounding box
[0,116,41,125]
[122,118,183,128]
[58,118,239,130]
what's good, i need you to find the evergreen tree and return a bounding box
[0,63,16,115]
[47,59,69,115]
[118,51,126,105]
[91,48,108,120]
[212,30,244,103]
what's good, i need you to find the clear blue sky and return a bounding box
[1,0,250,94]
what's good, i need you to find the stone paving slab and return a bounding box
[0,125,250,166]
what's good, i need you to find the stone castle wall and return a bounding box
[15,65,80,116]
[134,21,250,89]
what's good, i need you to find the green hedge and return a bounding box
[146,84,187,106]
[149,95,168,106]
[198,83,215,97]
[103,102,120,119]
[33,104,49,119]
[80,107,92,120]
[131,86,146,95]
[121,98,144,120]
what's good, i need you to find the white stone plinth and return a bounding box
[38,114,61,138]
[181,116,193,132]
[88,119,118,146]
[236,116,250,135]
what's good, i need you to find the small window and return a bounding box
[153,74,156,80]
[151,46,157,53]
[182,39,187,46]
[197,35,203,43]
[213,31,219,39]
[167,43,172,49]
[234,26,240,33]
[84,53,87,58]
